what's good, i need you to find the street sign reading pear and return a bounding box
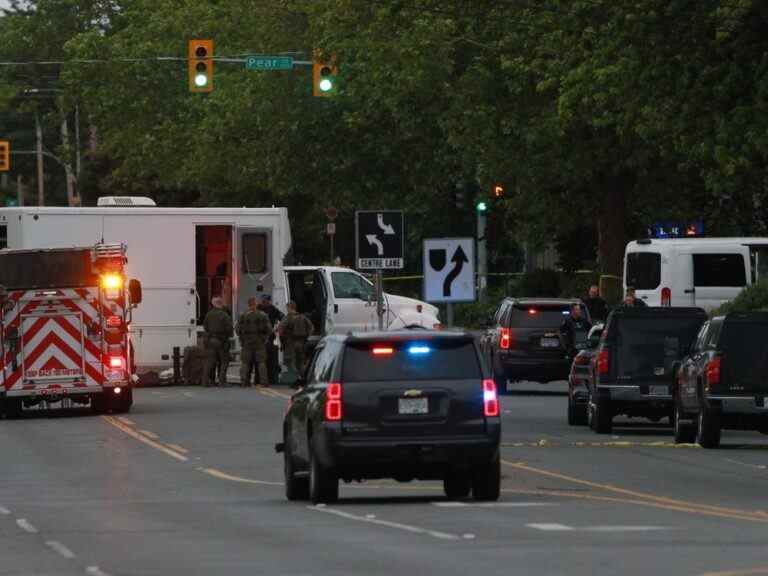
[355,210,404,270]
[245,56,294,71]
[423,238,476,303]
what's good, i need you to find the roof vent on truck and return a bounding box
[97,196,157,207]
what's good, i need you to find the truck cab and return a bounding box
[283,266,439,337]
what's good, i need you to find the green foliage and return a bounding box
[518,269,561,298]
[712,283,768,316]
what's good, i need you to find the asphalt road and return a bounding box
[2,384,768,576]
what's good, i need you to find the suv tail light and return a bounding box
[483,379,499,417]
[325,382,343,421]
[661,287,671,306]
[597,349,609,375]
[500,328,511,350]
[706,356,721,386]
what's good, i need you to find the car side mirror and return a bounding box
[128,279,143,306]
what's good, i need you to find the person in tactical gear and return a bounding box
[202,296,234,387]
[278,301,314,376]
[560,303,592,358]
[237,297,272,387]
[259,294,284,385]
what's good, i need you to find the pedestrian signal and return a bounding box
[188,39,213,93]
[313,51,338,97]
[0,140,9,172]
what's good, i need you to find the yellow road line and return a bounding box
[502,460,768,522]
[166,443,189,454]
[102,416,188,462]
[200,467,283,486]
[699,569,768,576]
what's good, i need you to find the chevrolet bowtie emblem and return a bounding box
[403,389,422,397]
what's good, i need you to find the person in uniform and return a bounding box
[278,301,314,376]
[259,294,284,385]
[202,296,234,387]
[237,297,272,387]
[560,303,593,358]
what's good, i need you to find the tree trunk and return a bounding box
[596,172,631,278]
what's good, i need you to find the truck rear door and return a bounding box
[340,337,487,438]
[719,318,768,396]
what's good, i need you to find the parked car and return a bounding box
[567,324,604,426]
[673,312,768,448]
[480,298,589,392]
[588,306,707,434]
[275,330,502,503]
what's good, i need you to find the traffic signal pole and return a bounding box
[477,209,487,303]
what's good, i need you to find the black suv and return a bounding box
[673,312,768,448]
[481,298,588,390]
[588,306,707,434]
[276,330,502,503]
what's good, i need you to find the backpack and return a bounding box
[292,315,309,338]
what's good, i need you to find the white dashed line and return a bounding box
[46,540,76,559]
[527,523,573,531]
[584,526,674,532]
[181,391,196,398]
[86,566,112,576]
[16,518,38,533]
[724,458,767,471]
[309,505,461,541]
[462,533,476,540]
[0,506,11,515]
[433,502,558,508]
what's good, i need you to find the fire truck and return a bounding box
[0,243,142,416]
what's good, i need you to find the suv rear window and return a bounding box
[626,252,661,290]
[720,321,768,385]
[342,339,481,382]
[614,317,703,378]
[509,304,581,328]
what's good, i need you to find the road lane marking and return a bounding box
[116,417,135,426]
[700,568,768,576]
[527,523,573,531]
[86,566,112,576]
[433,502,558,508]
[0,506,10,515]
[724,458,767,471]
[102,416,188,462]
[308,505,461,541]
[583,525,674,532]
[46,540,76,559]
[16,518,38,533]
[181,391,195,398]
[139,430,159,439]
[503,460,768,522]
[166,443,189,454]
[501,440,700,449]
[200,467,283,486]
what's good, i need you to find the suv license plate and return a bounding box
[649,385,668,396]
[540,337,559,348]
[398,397,428,415]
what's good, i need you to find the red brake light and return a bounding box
[706,356,721,386]
[500,328,511,350]
[597,349,609,375]
[372,347,394,356]
[483,379,499,417]
[325,382,343,421]
[661,287,671,306]
[528,308,537,315]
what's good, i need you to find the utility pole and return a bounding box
[35,112,44,206]
[477,203,488,303]
[16,174,23,206]
[61,115,76,206]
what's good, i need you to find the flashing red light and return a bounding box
[325,382,343,421]
[106,315,122,328]
[109,356,125,369]
[528,308,537,315]
[372,346,394,356]
[706,356,721,386]
[500,328,511,350]
[661,287,671,306]
[597,349,609,375]
[483,379,499,417]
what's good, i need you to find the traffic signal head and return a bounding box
[313,50,338,97]
[476,201,488,212]
[493,184,504,198]
[188,39,213,93]
[0,140,8,172]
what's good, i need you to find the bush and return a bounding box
[517,269,561,297]
[711,282,768,316]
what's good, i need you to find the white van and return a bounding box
[623,238,768,310]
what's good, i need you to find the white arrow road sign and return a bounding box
[377,213,395,235]
[366,234,384,256]
[423,238,476,303]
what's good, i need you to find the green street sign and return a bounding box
[245,56,293,71]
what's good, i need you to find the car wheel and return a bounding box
[309,443,338,504]
[568,394,588,426]
[284,438,309,501]
[472,455,501,502]
[109,388,133,414]
[443,471,471,500]
[673,402,696,444]
[90,394,107,415]
[697,405,721,449]
[4,397,22,419]
[593,393,612,434]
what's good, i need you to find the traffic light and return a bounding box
[188,39,213,93]
[476,201,488,212]
[493,184,504,198]
[0,140,9,172]
[313,50,338,97]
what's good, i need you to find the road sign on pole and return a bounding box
[355,210,404,270]
[423,238,476,303]
[245,56,294,71]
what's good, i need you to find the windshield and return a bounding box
[0,250,98,289]
[626,252,661,290]
[342,339,481,381]
[331,271,375,300]
[615,317,703,378]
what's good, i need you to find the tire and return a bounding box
[284,438,309,501]
[472,455,501,502]
[697,405,721,449]
[443,471,472,499]
[593,393,612,434]
[4,398,22,419]
[568,395,588,426]
[91,393,107,415]
[309,444,338,504]
[673,402,696,444]
[110,388,133,414]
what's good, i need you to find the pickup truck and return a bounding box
[283,266,440,337]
